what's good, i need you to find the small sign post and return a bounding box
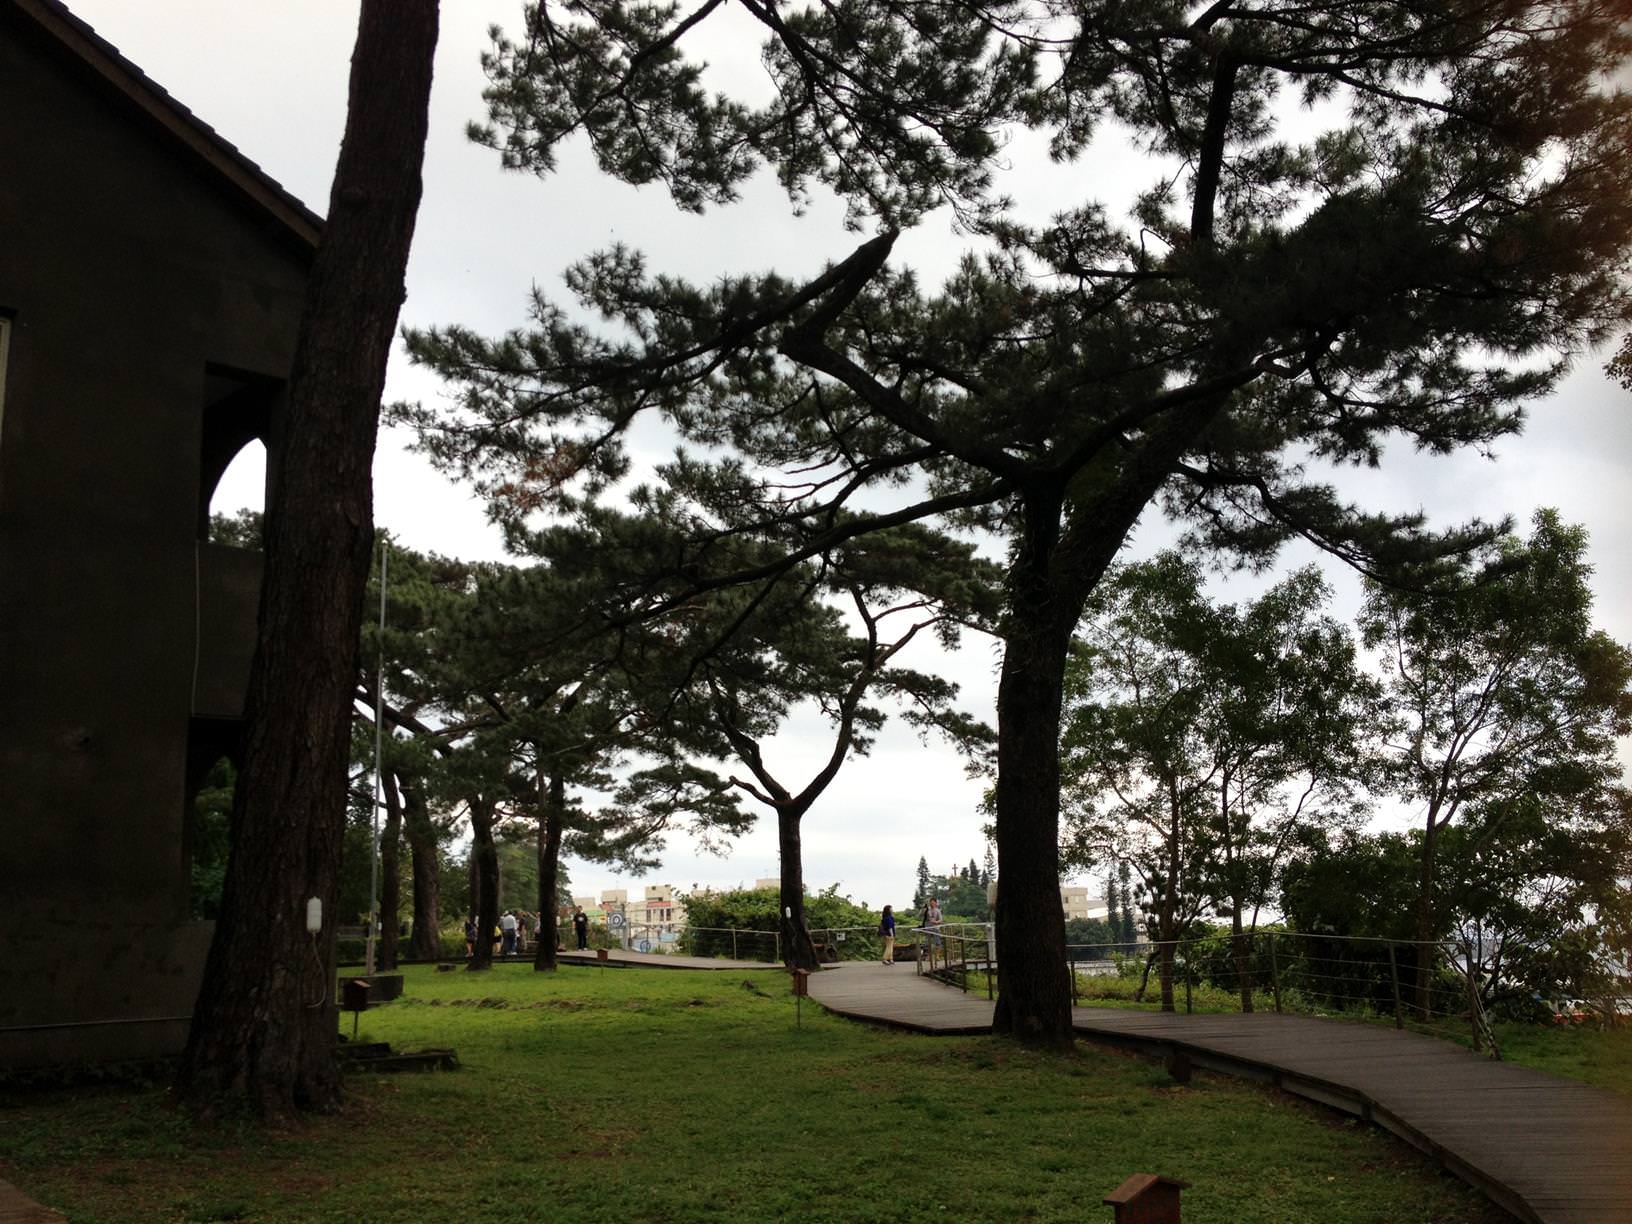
[1103,1173,1189,1224]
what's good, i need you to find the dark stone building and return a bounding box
[0,0,319,1066]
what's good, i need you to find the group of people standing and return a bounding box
[459,908,601,957]
[877,897,943,965]
[463,910,547,957]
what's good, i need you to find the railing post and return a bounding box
[1183,945,1193,1015]
[1387,941,1404,1030]
[732,928,738,961]
[1269,934,1282,1014]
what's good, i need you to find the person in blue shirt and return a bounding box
[879,905,896,965]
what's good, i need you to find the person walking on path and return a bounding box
[572,908,590,950]
[879,905,896,964]
[500,910,518,955]
[926,897,944,965]
[463,916,476,958]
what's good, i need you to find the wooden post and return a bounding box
[1269,935,1282,1014]
[1387,942,1404,1030]
[1183,947,1193,1015]
[1103,1173,1189,1223]
[732,928,738,961]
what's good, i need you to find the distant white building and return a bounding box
[1061,886,1110,922]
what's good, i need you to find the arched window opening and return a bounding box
[198,366,277,544]
[207,440,266,546]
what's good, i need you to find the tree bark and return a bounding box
[990,572,1074,1045]
[1232,906,1253,1013]
[403,778,442,960]
[1134,950,1157,1003]
[779,807,819,970]
[1158,934,1176,1013]
[534,768,565,971]
[468,795,499,971]
[378,767,404,971]
[173,0,438,1119]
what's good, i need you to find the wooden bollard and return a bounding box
[791,968,811,997]
[1103,1174,1189,1223]
[596,948,609,962]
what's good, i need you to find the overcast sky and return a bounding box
[69,2,1632,911]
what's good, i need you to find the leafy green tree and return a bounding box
[1102,873,1121,946]
[1064,917,1117,954]
[1360,511,1632,1013]
[1195,565,1378,1008]
[187,759,235,921]
[643,525,994,968]
[354,540,480,969]
[1117,860,1137,945]
[403,1,1632,1042]
[682,885,885,960]
[939,872,991,920]
[1062,555,1373,1009]
[431,549,754,971]
[1445,789,1632,1015]
[914,856,932,907]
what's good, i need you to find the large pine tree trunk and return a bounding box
[378,768,404,971]
[403,779,442,960]
[173,0,438,1119]
[534,769,565,972]
[468,795,499,971]
[990,579,1074,1046]
[779,808,819,971]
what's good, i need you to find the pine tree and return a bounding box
[914,856,931,908]
[405,0,1632,1043]
[175,0,439,1117]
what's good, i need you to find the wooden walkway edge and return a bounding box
[806,962,1632,1224]
[555,948,782,972]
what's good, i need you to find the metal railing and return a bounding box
[915,923,996,999]
[1063,931,1514,1057]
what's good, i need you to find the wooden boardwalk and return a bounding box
[555,948,781,972]
[807,962,1632,1224]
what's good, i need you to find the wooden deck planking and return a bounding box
[806,962,1632,1224]
[555,948,782,972]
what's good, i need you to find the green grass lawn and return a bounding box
[0,965,1509,1223]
